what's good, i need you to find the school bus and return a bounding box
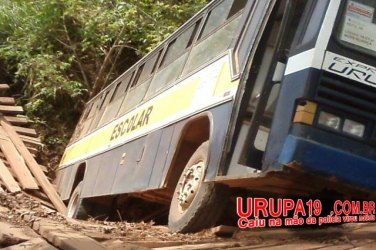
[56,0,376,232]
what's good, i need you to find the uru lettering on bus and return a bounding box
[110,106,153,141]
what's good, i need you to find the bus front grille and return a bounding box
[316,72,376,121]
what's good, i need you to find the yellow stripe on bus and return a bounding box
[60,56,238,167]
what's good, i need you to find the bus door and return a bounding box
[261,0,334,172]
[226,0,312,176]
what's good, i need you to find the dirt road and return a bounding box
[1,191,376,249]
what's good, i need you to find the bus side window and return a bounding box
[80,98,100,136]
[119,51,161,114]
[119,65,148,114]
[137,52,160,85]
[131,64,144,88]
[99,72,134,125]
[198,0,246,40]
[183,0,246,74]
[147,20,201,96]
[89,85,117,131]
[70,102,93,142]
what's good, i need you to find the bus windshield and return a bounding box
[338,0,376,56]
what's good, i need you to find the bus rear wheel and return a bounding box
[168,141,229,233]
[66,181,88,219]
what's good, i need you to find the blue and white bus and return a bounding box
[56,0,376,232]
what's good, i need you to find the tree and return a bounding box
[0,0,207,169]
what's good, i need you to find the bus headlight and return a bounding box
[343,119,365,138]
[318,111,341,130]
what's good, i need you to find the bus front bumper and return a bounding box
[278,135,376,191]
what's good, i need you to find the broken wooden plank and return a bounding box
[0,132,39,190]
[27,146,39,156]
[0,84,10,91]
[0,105,24,114]
[0,97,16,105]
[32,220,106,250]
[13,126,38,137]
[0,159,21,193]
[19,135,42,144]
[19,136,43,152]
[1,120,67,214]
[4,116,29,125]
[23,142,42,153]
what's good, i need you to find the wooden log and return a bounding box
[0,84,10,91]
[13,126,38,137]
[0,130,39,190]
[0,105,24,114]
[0,159,21,193]
[4,116,29,125]
[0,97,16,105]
[1,120,67,214]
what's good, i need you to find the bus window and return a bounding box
[131,64,144,88]
[198,0,246,40]
[118,51,162,114]
[119,79,152,114]
[147,21,200,96]
[147,53,189,95]
[69,103,92,142]
[89,86,116,131]
[337,0,376,57]
[99,72,134,125]
[138,52,160,84]
[80,98,100,136]
[184,14,242,74]
[160,23,200,68]
[151,50,162,74]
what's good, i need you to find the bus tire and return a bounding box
[66,181,88,219]
[168,141,229,233]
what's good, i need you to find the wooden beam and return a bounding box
[0,130,39,190]
[19,135,42,144]
[4,116,29,125]
[19,135,43,150]
[0,159,21,193]
[1,120,67,214]
[0,97,16,105]
[27,146,39,156]
[0,105,23,114]
[0,84,10,91]
[13,126,38,137]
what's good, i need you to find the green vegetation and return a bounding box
[0,0,207,168]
